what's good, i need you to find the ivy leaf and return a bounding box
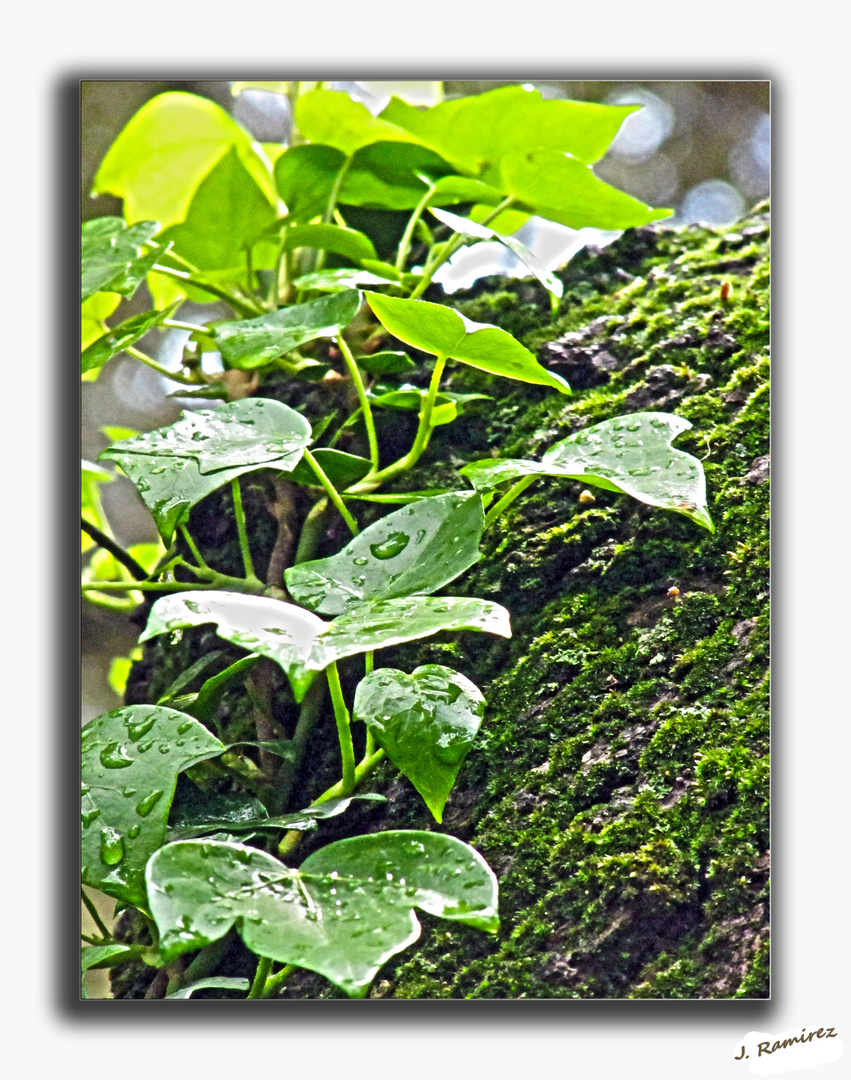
[81,706,225,907]
[461,412,714,531]
[429,206,563,304]
[166,977,250,999]
[353,666,484,822]
[93,91,276,229]
[81,302,180,375]
[281,224,377,265]
[140,592,511,702]
[274,144,346,222]
[211,290,361,370]
[81,218,163,301]
[284,448,373,491]
[364,292,570,394]
[146,831,498,996]
[295,90,419,155]
[285,492,484,616]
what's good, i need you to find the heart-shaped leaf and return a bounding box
[146,831,497,996]
[364,292,570,394]
[274,144,347,222]
[285,492,484,616]
[340,142,457,210]
[284,448,372,491]
[461,412,713,531]
[354,665,484,821]
[81,706,225,907]
[82,292,121,351]
[281,223,377,265]
[211,290,361,370]
[295,90,419,155]
[81,302,180,375]
[140,592,511,701]
[81,218,162,301]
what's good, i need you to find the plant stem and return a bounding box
[261,964,295,998]
[396,180,437,274]
[313,156,352,274]
[274,675,326,812]
[163,319,208,334]
[483,475,538,529]
[81,518,148,580]
[125,346,200,385]
[151,263,262,316]
[231,478,261,585]
[178,524,210,570]
[303,450,359,536]
[326,661,356,797]
[247,955,273,999]
[81,889,111,941]
[335,334,379,469]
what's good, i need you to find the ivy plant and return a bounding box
[80,81,712,1000]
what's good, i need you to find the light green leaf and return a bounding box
[81,218,163,301]
[81,706,225,907]
[364,292,570,394]
[147,830,497,996]
[355,350,416,376]
[282,224,377,265]
[140,592,510,702]
[274,144,347,222]
[166,977,250,999]
[82,292,121,350]
[285,448,372,491]
[292,268,391,294]
[429,206,563,303]
[354,666,484,822]
[296,90,419,155]
[211,290,361,370]
[81,302,180,375]
[93,91,276,228]
[285,492,484,616]
[461,412,713,531]
[81,943,142,972]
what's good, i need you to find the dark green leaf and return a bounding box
[274,144,346,222]
[166,977,249,999]
[461,412,713,531]
[356,350,416,376]
[168,784,269,834]
[147,830,497,996]
[81,218,161,301]
[285,493,484,616]
[211,290,361,370]
[345,489,453,504]
[354,666,484,821]
[81,706,225,907]
[365,292,570,394]
[282,223,377,264]
[340,142,457,210]
[82,943,144,972]
[171,794,387,838]
[285,448,372,490]
[81,302,180,375]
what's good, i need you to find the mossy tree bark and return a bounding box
[117,202,769,999]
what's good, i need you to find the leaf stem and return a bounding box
[335,334,379,469]
[151,263,262,316]
[231,478,262,585]
[396,179,437,274]
[124,346,200,385]
[178,524,210,570]
[261,964,295,998]
[326,661,356,797]
[81,889,111,941]
[247,955,273,999]
[81,518,148,580]
[303,450,359,536]
[483,475,538,529]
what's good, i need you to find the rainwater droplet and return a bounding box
[127,713,156,741]
[158,744,171,754]
[136,479,150,493]
[99,827,125,865]
[136,790,164,817]
[177,721,193,734]
[370,532,410,560]
[137,739,154,753]
[128,824,141,838]
[184,601,204,615]
[81,808,100,828]
[353,557,368,566]
[100,742,133,769]
[414,529,427,545]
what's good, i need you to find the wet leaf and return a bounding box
[354,666,484,821]
[81,302,180,375]
[170,793,387,838]
[284,448,372,491]
[211,290,361,370]
[140,592,510,702]
[81,218,162,301]
[285,492,484,615]
[166,977,250,999]
[461,412,713,531]
[81,706,225,907]
[292,268,391,293]
[147,830,497,996]
[364,292,570,394]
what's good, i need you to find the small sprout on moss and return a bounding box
[667,586,680,598]
[720,280,733,302]
[579,489,596,504]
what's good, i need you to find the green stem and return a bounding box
[125,346,200,385]
[82,571,265,594]
[231,478,262,586]
[81,890,111,941]
[261,964,295,998]
[396,180,437,274]
[247,955,273,999]
[81,518,148,580]
[313,157,352,273]
[274,675,326,812]
[483,475,538,529]
[151,263,262,316]
[178,524,210,570]
[335,334,379,469]
[303,450,359,535]
[163,319,208,334]
[326,661,356,797]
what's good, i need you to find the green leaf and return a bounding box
[156,146,277,273]
[166,977,250,999]
[296,90,419,155]
[429,206,563,303]
[81,706,225,907]
[274,144,347,222]
[81,302,180,375]
[381,86,639,173]
[282,224,377,265]
[81,943,142,972]
[355,350,416,376]
[285,448,373,491]
[292,268,391,294]
[500,149,673,230]
[461,412,714,531]
[99,399,311,541]
[170,793,387,838]
[140,592,510,702]
[147,830,497,996]
[365,292,570,394]
[82,292,121,350]
[345,488,453,504]
[340,142,456,210]
[93,91,276,228]
[285,492,484,616]
[211,290,361,370]
[354,666,484,822]
[81,218,162,301]
[168,784,269,834]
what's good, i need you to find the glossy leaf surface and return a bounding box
[461,412,713,530]
[141,592,510,701]
[365,292,570,393]
[147,831,497,995]
[354,666,484,821]
[285,448,372,491]
[166,977,249,999]
[81,706,225,907]
[212,290,360,370]
[171,793,387,838]
[285,492,484,615]
[282,223,377,265]
[81,302,179,375]
[292,268,392,293]
[81,218,161,301]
